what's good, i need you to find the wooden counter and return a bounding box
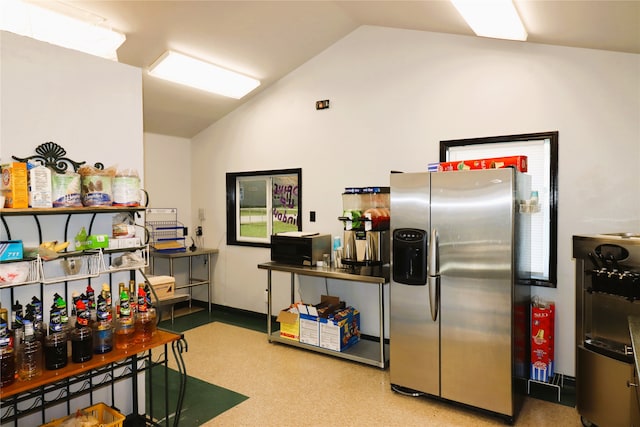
[1,329,181,399]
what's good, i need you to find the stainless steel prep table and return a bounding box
[150,248,218,312]
[258,261,389,369]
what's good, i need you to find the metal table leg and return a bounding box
[379,282,385,368]
[209,253,212,312]
[171,336,188,427]
[290,272,295,304]
[267,270,272,339]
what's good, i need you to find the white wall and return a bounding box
[1,29,145,305]
[189,26,640,377]
[143,132,211,300]
[143,132,192,229]
[0,30,144,422]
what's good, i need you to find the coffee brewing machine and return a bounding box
[338,187,390,266]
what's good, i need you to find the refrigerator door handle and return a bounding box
[427,275,439,321]
[428,228,439,275]
[427,228,440,322]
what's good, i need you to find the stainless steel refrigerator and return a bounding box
[389,168,530,422]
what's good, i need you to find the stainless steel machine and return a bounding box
[339,187,390,266]
[573,234,640,427]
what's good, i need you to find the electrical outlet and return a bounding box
[196,226,203,236]
[310,211,316,222]
[315,100,330,110]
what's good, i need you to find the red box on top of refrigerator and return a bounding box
[437,156,527,173]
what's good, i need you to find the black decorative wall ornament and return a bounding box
[12,141,104,173]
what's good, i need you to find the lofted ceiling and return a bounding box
[64,0,640,139]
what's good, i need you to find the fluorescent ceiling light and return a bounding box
[451,0,527,41]
[0,0,125,60]
[148,51,261,99]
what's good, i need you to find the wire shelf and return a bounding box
[145,208,186,252]
[105,245,150,272]
[39,251,104,284]
[0,259,40,288]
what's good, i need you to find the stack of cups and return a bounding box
[333,236,343,269]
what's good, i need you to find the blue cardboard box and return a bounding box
[0,240,23,261]
[319,306,360,352]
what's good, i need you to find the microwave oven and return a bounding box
[271,233,331,266]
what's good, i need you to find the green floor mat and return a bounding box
[209,308,267,333]
[158,308,267,334]
[158,310,216,333]
[147,365,248,426]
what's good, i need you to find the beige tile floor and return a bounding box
[172,322,581,426]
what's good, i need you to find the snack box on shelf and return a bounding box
[1,162,28,208]
[0,240,23,261]
[108,237,141,250]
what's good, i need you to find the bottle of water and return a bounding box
[18,320,42,381]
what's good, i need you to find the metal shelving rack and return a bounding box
[0,206,186,427]
[0,144,187,425]
[258,261,389,369]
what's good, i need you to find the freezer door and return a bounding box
[432,168,516,416]
[389,172,439,395]
[577,346,633,427]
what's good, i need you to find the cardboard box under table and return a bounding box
[276,307,300,341]
[146,275,189,323]
[299,295,346,346]
[147,275,175,299]
[320,306,360,352]
[299,305,320,346]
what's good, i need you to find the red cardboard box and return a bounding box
[531,301,555,381]
[531,349,553,382]
[437,155,527,173]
